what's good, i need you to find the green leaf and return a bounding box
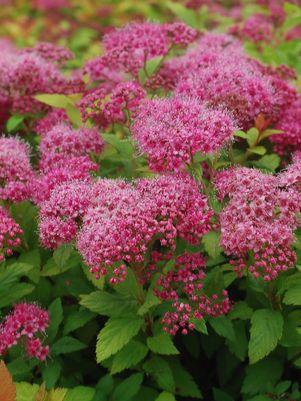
[167,2,198,27]
[139,56,164,84]
[52,336,87,355]
[53,244,73,269]
[0,283,34,308]
[192,318,208,334]
[16,382,39,401]
[234,130,248,139]
[41,359,61,389]
[80,291,137,317]
[101,134,133,157]
[143,356,175,392]
[96,316,143,362]
[213,388,234,401]
[18,250,41,283]
[229,302,253,320]
[202,231,222,259]
[138,287,161,315]
[253,154,280,172]
[283,284,301,305]
[111,340,148,374]
[155,392,176,401]
[63,309,95,335]
[247,128,259,147]
[47,298,63,341]
[34,94,71,108]
[0,262,33,290]
[209,316,236,341]
[242,357,283,395]
[170,360,202,399]
[226,321,248,361]
[248,309,283,364]
[65,103,82,127]
[6,115,25,133]
[64,386,95,401]
[112,373,143,401]
[147,334,179,355]
[248,146,266,155]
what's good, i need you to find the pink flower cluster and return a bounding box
[101,21,197,76]
[39,180,92,248]
[0,137,34,202]
[0,303,49,360]
[156,253,230,335]
[230,14,274,42]
[31,124,103,204]
[132,96,236,172]
[38,124,104,171]
[79,81,146,127]
[77,174,212,281]
[0,206,22,261]
[149,32,296,129]
[272,98,301,156]
[216,167,300,280]
[0,44,82,114]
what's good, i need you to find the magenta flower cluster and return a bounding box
[0,137,34,202]
[216,167,300,280]
[156,253,230,334]
[0,303,49,360]
[133,96,236,172]
[0,206,23,262]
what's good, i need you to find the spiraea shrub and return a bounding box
[0,1,301,400]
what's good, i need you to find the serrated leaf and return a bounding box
[64,387,95,401]
[80,291,137,317]
[112,373,143,401]
[47,298,63,341]
[226,321,248,361]
[209,316,235,341]
[63,309,95,335]
[35,384,47,401]
[0,283,35,308]
[96,316,143,362]
[52,336,87,355]
[0,361,16,401]
[48,388,67,401]
[242,357,283,395]
[42,359,61,389]
[229,302,253,320]
[138,287,161,315]
[16,382,39,401]
[283,284,301,305]
[170,360,202,399]
[111,340,148,374]
[202,231,222,258]
[147,334,179,355]
[143,356,175,392]
[53,244,73,268]
[213,388,234,401]
[248,309,283,364]
[155,392,176,401]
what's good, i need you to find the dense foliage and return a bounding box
[0,1,301,400]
